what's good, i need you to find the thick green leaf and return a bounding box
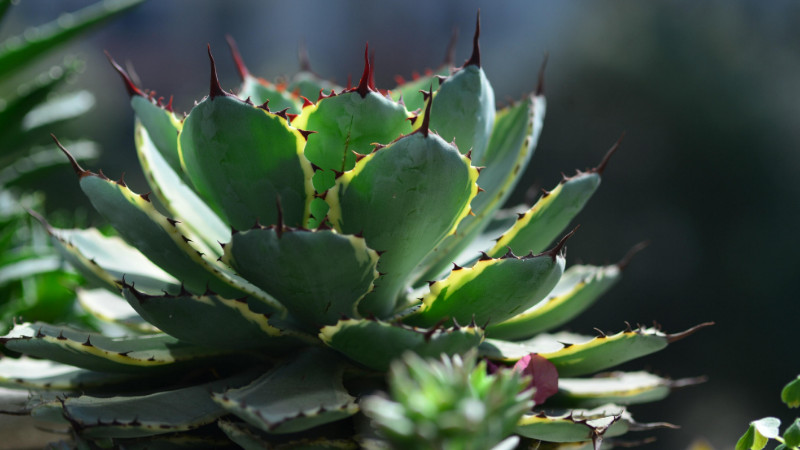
[486,264,620,340]
[222,227,379,329]
[0,0,144,79]
[77,288,157,334]
[53,370,260,439]
[414,95,545,283]
[389,66,450,112]
[426,64,495,164]
[403,252,564,328]
[480,323,713,377]
[326,132,478,316]
[73,172,284,311]
[179,94,313,230]
[550,372,674,408]
[47,224,178,295]
[489,171,601,258]
[121,284,303,349]
[135,115,229,252]
[0,356,137,390]
[131,96,184,180]
[293,91,411,192]
[319,318,483,371]
[213,349,358,434]
[515,405,628,443]
[1,322,227,373]
[289,71,341,102]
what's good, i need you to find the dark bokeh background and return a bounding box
[6,1,800,448]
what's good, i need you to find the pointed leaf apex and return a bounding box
[444,26,459,66]
[207,44,232,99]
[617,240,650,270]
[104,51,144,98]
[354,43,373,98]
[298,40,313,72]
[666,322,715,343]
[417,83,434,137]
[52,134,89,178]
[536,52,549,96]
[543,225,579,260]
[463,11,481,68]
[593,132,625,174]
[226,35,250,81]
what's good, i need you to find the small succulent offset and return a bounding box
[736,376,800,450]
[0,15,711,449]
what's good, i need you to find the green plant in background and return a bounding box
[736,376,800,450]
[0,14,712,449]
[0,0,143,334]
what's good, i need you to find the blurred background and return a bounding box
[4,1,800,448]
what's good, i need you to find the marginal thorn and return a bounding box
[417,83,434,138]
[593,327,607,338]
[624,321,633,332]
[275,196,285,238]
[207,44,232,99]
[451,262,463,271]
[462,11,481,68]
[502,247,517,259]
[225,35,249,81]
[297,129,317,141]
[51,134,89,178]
[593,132,625,175]
[354,43,373,98]
[301,96,314,108]
[536,52,549,96]
[540,225,579,261]
[616,240,650,270]
[666,322,715,344]
[298,40,312,73]
[104,51,144,98]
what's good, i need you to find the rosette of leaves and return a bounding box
[0,15,711,449]
[0,0,143,334]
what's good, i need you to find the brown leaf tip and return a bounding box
[226,35,249,81]
[51,134,89,178]
[207,44,233,100]
[104,51,144,98]
[354,43,375,98]
[536,52,549,96]
[543,225,580,261]
[463,11,481,68]
[616,240,650,271]
[666,321,715,344]
[592,132,625,175]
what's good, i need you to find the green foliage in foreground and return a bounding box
[0,0,143,334]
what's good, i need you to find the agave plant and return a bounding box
[0,15,710,449]
[0,0,142,335]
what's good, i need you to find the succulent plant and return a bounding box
[0,0,143,335]
[0,14,711,449]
